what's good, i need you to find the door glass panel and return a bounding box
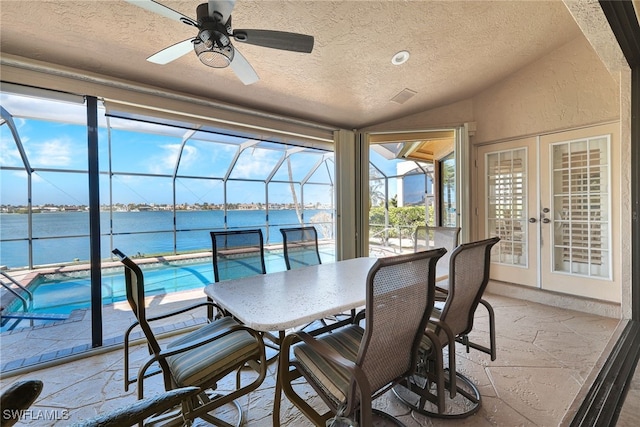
[368,145,434,256]
[485,148,527,266]
[440,154,456,227]
[551,137,610,278]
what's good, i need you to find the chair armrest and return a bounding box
[73,387,201,427]
[146,301,222,322]
[353,309,366,324]
[125,301,224,344]
[435,285,449,295]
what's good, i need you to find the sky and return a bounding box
[0,91,339,207]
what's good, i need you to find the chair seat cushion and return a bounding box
[166,316,261,387]
[293,325,363,404]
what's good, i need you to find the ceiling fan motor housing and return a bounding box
[194,2,233,68]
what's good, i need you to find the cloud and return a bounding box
[178,144,198,169]
[231,147,280,179]
[0,138,24,167]
[147,143,199,174]
[28,138,73,166]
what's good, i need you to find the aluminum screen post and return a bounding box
[87,95,102,348]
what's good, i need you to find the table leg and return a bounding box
[272,330,286,427]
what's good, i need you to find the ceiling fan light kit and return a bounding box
[126,0,315,85]
[195,40,234,68]
[194,3,233,68]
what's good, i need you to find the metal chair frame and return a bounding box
[280,226,353,332]
[114,249,267,427]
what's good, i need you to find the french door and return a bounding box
[477,123,620,302]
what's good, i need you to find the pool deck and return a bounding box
[1,288,632,426]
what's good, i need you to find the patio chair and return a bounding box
[211,229,282,356]
[113,249,267,427]
[280,226,322,270]
[413,225,460,279]
[275,248,446,426]
[280,225,352,331]
[1,379,43,427]
[210,229,267,319]
[393,237,500,418]
[414,226,497,360]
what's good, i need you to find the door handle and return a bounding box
[542,218,551,224]
[528,218,537,223]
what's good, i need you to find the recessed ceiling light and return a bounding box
[391,50,410,65]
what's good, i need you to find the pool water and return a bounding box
[2,247,334,331]
[0,252,287,331]
[31,259,219,315]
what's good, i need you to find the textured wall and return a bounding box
[472,36,619,144]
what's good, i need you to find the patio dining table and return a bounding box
[203,257,377,334]
[204,256,449,334]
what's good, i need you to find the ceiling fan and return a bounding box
[126,0,314,85]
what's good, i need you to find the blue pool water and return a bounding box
[14,253,286,316]
[2,247,334,331]
[31,258,220,315]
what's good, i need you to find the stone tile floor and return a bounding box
[1,292,634,426]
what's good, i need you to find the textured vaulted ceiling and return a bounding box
[0,1,586,129]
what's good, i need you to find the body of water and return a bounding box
[0,209,332,268]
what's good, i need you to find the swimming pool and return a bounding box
[1,247,334,331]
[25,257,221,315]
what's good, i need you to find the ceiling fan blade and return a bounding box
[147,39,193,64]
[208,0,236,23]
[125,0,198,26]
[233,30,314,53]
[230,48,259,85]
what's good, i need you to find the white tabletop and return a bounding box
[204,257,377,332]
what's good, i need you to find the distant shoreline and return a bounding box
[0,206,332,214]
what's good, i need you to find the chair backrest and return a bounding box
[437,237,500,340]
[415,225,459,260]
[280,226,321,270]
[210,229,266,282]
[354,248,446,402]
[112,249,164,359]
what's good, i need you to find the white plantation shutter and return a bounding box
[552,136,610,277]
[485,148,527,266]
